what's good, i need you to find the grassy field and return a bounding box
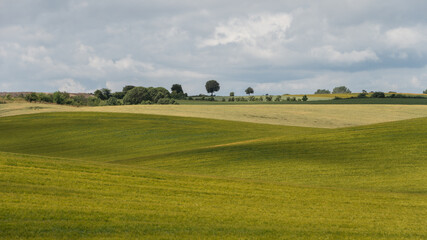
[2,102,427,128]
[0,112,426,239]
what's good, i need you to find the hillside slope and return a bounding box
[0,112,426,239]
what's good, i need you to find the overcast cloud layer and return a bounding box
[1,0,427,94]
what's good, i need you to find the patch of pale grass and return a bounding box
[2,102,427,128]
[83,104,427,128]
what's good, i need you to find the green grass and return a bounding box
[1,112,426,239]
[177,97,427,105]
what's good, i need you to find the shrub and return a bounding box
[71,95,87,106]
[371,92,385,98]
[53,91,70,104]
[87,97,101,106]
[286,97,291,101]
[25,92,39,102]
[357,93,367,98]
[302,95,308,101]
[38,93,53,103]
[157,98,176,104]
[274,96,281,102]
[106,97,120,105]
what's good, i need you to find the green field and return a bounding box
[0,111,426,239]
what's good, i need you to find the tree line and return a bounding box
[12,80,427,106]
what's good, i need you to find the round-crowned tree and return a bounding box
[122,85,135,94]
[245,87,254,96]
[205,80,220,96]
[123,87,149,105]
[171,84,183,94]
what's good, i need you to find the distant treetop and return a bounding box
[314,89,331,94]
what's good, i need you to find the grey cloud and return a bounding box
[0,0,426,94]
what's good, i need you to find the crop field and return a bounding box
[2,102,427,128]
[0,110,426,239]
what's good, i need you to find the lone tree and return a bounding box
[245,87,254,96]
[171,84,183,94]
[332,86,351,94]
[205,80,220,96]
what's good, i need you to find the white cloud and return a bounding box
[200,13,292,47]
[311,46,379,64]
[410,77,422,88]
[385,27,424,48]
[50,79,87,93]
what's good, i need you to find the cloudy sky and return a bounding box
[1,0,427,95]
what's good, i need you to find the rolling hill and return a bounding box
[0,112,426,239]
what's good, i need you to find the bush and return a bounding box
[53,91,70,104]
[157,98,176,105]
[357,93,367,98]
[87,97,101,106]
[106,97,120,105]
[302,95,308,101]
[265,96,273,101]
[25,92,39,102]
[38,93,53,103]
[274,96,281,102]
[371,92,385,98]
[71,95,87,106]
[228,97,234,102]
[286,97,291,101]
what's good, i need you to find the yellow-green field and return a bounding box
[0,112,426,239]
[1,102,427,128]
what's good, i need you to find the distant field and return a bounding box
[0,112,426,239]
[2,102,427,128]
[78,104,427,128]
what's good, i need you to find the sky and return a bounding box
[1,0,427,95]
